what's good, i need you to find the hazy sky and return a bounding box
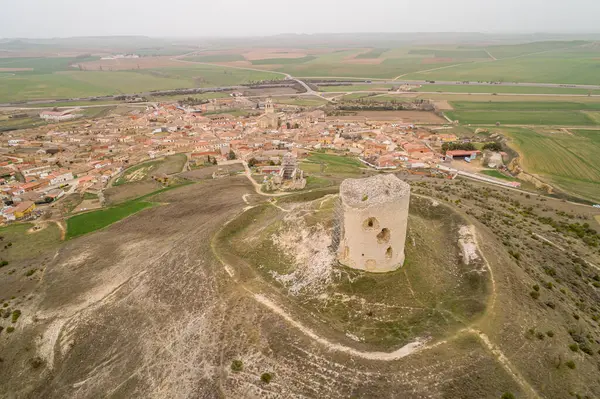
[1,0,599,38]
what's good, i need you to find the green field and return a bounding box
[446,110,596,126]
[450,101,600,111]
[418,84,600,95]
[480,169,516,181]
[66,200,155,239]
[503,128,600,201]
[356,48,389,59]
[300,153,363,176]
[251,56,317,65]
[66,182,191,238]
[446,101,600,126]
[0,114,48,132]
[345,94,414,103]
[403,44,600,84]
[317,84,395,92]
[182,54,246,63]
[408,49,491,59]
[2,40,600,103]
[0,61,282,103]
[482,41,588,59]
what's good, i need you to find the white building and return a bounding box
[39,109,79,122]
[46,170,73,185]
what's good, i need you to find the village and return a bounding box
[0,97,516,223]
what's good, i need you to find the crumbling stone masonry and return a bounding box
[338,174,410,272]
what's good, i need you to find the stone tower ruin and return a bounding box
[337,174,410,273]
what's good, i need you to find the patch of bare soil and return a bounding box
[180,164,244,181]
[72,199,102,214]
[329,110,446,124]
[433,100,453,110]
[104,180,162,205]
[27,222,49,234]
[242,49,309,60]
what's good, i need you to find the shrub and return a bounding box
[536,332,545,340]
[569,343,579,352]
[260,373,273,384]
[11,309,21,323]
[0,326,3,334]
[501,393,516,399]
[545,282,553,289]
[29,356,44,369]
[6,326,14,333]
[580,345,593,355]
[532,284,540,292]
[0,260,8,267]
[530,291,540,299]
[565,360,576,369]
[25,269,37,277]
[525,328,535,339]
[545,301,555,309]
[546,331,554,337]
[231,360,243,372]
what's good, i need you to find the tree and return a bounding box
[483,142,502,152]
[227,150,236,160]
[248,158,258,167]
[441,142,476,154]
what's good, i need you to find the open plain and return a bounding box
[1,32,600,399]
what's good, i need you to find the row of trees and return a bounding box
[441,142,476,153]
[441,141,503,154]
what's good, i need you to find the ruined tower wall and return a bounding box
[337,175,410,273]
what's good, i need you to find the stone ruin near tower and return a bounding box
[337,174,410,273]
